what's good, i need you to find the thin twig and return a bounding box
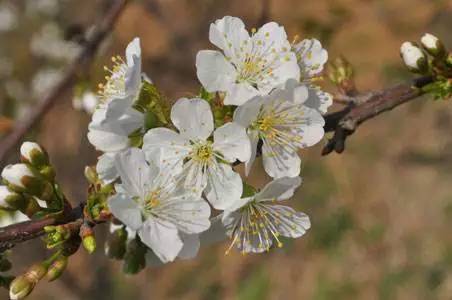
[322,75,434,155]
[0,0,130,166]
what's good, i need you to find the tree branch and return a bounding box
[322,75,434,155]
[0,205,84,252]
[0,0,130,166]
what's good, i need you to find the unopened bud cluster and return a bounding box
[9,251,69,300]
[400,33,450,75]
[0,142,60,218]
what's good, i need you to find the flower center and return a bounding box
[255,114,277,133]
[97,55,127,102]
[226,202,285,255]
[192,142,214,163]
[252,106,304,149]
[144,189,161,212]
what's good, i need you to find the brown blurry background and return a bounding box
[1,0,452,299]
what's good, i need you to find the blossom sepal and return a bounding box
[105,226,128,260]
[122,238,147,275]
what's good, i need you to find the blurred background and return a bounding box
[1,0,452,299]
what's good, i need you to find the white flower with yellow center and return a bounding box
[292,38,332,114]
[108,148,211,263]
[97,37,142,106]
[234,82,325,178]
[87,38,148,184]
[196,16,300,106]
[222,177,310,254]
[143,97,251,209]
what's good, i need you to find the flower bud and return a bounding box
[80,224,96,254]
[0,186,25,210]
[400,42,428,73]
[1,164,33,191]
[9,263,48,300]
[25,263,48,283]
[46,256,68,282]
[22,197,41,218]
[20,142,48,167]
[9,275,33,300]
[2,164,54,201]
[421,33,445,58]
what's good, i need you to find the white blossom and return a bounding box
[222,177,310,254]
[400,42,426,71]
[107,148,211,263]
[97,37,142,105]
[87,38,146,184]
[196,16,300,106]
[234,81,325,178]
[143,97,251,209]
[292,38,332,114]
[1,164,34,189]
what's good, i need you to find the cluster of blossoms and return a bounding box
[84,16,332,263]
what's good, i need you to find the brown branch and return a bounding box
[0,205,84,252]
[0,0,130,166]
[322,76,434,155]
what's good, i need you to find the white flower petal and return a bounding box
[294,38,328,79]
[96,153,118,184]
[267,51,300,88]
[156,192,211,234]
[256,177,302,202]
[213,122,251,162]
[209,16,250,59]
[269,205,311,238]
[196,50,237,92]
[262,143,301,178]
[232,96,262,128]
[304,86,333,114]
[87,128,129,152]
[177,233,200,260]
[125,37,141,67]
[138,217,183,263]
[108,194,142,231]
[142,127,190,172]
[205,163,242,210]
[296,109,325,148]
[184,159,209,195]
[224,82,260,106]
[114,148,158,197]
[244,131,259,176]
[171,98,214,141]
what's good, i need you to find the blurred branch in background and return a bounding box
[0,0,130,166]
